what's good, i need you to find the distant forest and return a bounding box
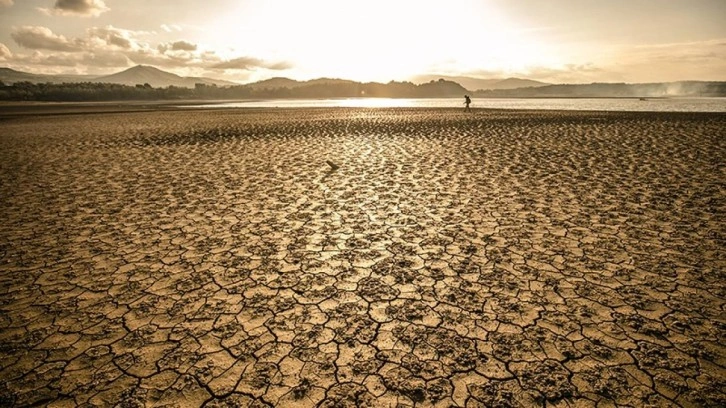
[0,79,468,102]
[475,81,726,98]
[2,78,725,101]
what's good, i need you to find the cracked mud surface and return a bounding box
[0,107,724,407]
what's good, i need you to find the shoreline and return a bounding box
[1,101,726,118]
[1,96,725,116]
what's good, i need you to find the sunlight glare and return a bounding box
[203,0,559,81]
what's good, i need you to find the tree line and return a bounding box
[0,79,469,101]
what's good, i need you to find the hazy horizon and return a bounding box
[1,0,725,84]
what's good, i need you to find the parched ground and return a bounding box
[0,107,724,407]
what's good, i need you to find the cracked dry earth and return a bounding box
[0,107,724,407]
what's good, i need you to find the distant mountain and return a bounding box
[0,65,237,88]
[245,77,302,90]
[240,77,466,98]
[413,78,469,97]
[473,81,726,98]
[186,76,239,87]
[306,78,358,87]
[412,75,548,91]
[244,77,358,90]
[95,65,237,88]
[0,67,97,84]
[94,65,182,87]
[0,67,46,83]
[3,65,724,99]
[491,77,549,90]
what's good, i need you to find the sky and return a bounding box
[0,0,725,84]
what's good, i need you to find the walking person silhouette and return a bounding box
[464,95,471,112]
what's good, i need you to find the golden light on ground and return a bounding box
[335,98,416,108]
[2,105,725,406]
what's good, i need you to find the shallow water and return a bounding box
[185,97,726,112]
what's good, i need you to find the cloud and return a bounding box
[87,26,135,49]
[462,40,726,83]
[9,25,149,67]
[210,57,261,70]
[0,43,12,59]
[38,0,109,17]
[602,39,726,82]
[6,49,123,70]
[211,57,292,71]
[158,41,197,53]
[27,51,83,67]
[265,61,294,70]
[82,51,130,67]
[444,63,608,85]
[0,0,14,8]
[4,24,285,80]
[518,63,611,84]
[13,25,153,53]
[11,26,84,52]
[624,39,726,64]
[161,24,182,33]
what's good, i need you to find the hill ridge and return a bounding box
[2,65,725,97]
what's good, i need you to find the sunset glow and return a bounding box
[1,0,725,84]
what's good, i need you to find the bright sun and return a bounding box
[204,0,556,82]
